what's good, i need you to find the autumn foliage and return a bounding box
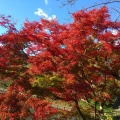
[0,6,120,119]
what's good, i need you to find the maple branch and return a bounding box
[112,73,120,80]
[79,59,97,96]
[111,7,120,22]
[58,0,120,9]
[85,0,120,10]
[101,74,107,93]
[25,43,36,56]
[58,0,77,6]
[94,101,98,120]
[73,98,86,120]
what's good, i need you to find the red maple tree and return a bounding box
[0,6,120,119]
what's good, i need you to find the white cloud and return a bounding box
[34,8,56,21]
[112,29,118,35]
[48,15,56,20]
[44,0,48,5]
[34,8,48,18]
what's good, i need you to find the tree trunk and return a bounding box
[74,99,86,120]
[112,73,120,109]
[94,101,97,120]
[113,95,120,109]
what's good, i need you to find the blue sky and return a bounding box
[0,0,119,34]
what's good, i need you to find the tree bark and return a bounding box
[74,99,86,120]
[112,73,120,109]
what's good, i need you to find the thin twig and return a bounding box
[111,7,120,22]
[86,0,120,10]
